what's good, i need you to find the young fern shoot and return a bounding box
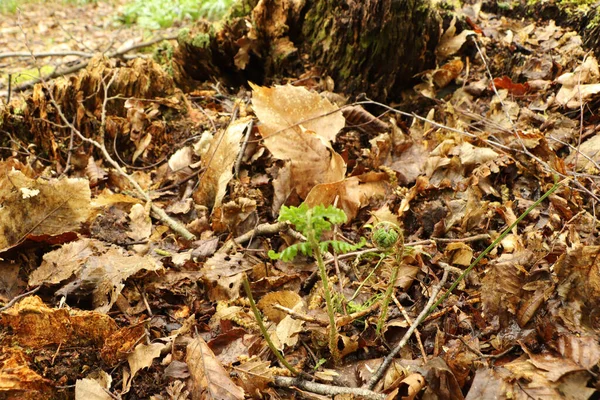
[269,204,365,363]
[369,221,405,334]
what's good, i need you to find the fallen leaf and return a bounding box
[186,336,244,400]
[252,83,346,198]
[123,342,166,393]
[0,169,91,253]
[194,117,251,209]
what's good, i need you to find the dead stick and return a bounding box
[0,287,40,312]
[366,267,450,390]
[273,376,386,400]
[218,221,290,253]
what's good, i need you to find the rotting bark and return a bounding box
[173,0,443,102]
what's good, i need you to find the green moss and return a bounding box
[153,42,175,75]
[191,32,211,48]
[225,0,256,19]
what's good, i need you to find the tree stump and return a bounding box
[173,0,442,101]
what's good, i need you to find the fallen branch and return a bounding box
[218,221,290,253]
[273,376,386,400]
[366,267,450,390]
[12,34,179,92]
[0,286,40,312]
[0,51,93,59]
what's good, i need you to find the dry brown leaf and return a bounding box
[304,173,389,220]
[435,16,476,61]
[201,253,253,301]
[85,156,107,187]
[272,304,305,350]
[235,358,273,394]
[193,117,251,209]
[555,244,600,307]
[445,242,473,267]
[123,342,166,393]
[522,347,585,382]
[257,290,303,323]
[0,169,91,253]
[398,373,426,400]
[127,203,152,254]
[186,336,244,400]
[557,335,600,370]
[29,238,163,313]
[251,83,346,198]
[75,371,113,400]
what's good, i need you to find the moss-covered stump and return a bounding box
[173,0,442,101]
[301,0,441,100]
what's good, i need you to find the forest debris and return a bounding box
[28,238,163,313]
[0,347,54,398]
[122,342,167,393]
[304,172,389,221]
[74,371,113,400]
[0,296,117,348]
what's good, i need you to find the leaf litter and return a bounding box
[1,1,600,400]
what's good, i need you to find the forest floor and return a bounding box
[1,1,600,400]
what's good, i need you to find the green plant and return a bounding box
[365,221,406,334]
[269,204,365,363]
[117,0,234,29]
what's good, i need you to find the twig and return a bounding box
[235,119,253,177]
[430,234,490,243]
[0,286,40,312]
[273,304,328,326]
[273,376,386,400]
[423,297,480,323]
[218,221,290,253]
[336,301,381,328]
[392,294,427,361]
[6,74,11,103]
[0,51,93,59]
[12,34,179,92]
[242,275,301,376]
[427,179,561,315]
[366,267,450,390]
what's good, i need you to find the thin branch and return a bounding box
[367,267,450,390]
[273,304,328,326]
[218,221,290,253]
[274,376,386,400]
[0,287,40,312]
[45,79,195,240]
[0,51,93,59]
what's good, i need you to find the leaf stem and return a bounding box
[242,274,299,375]
[306,212,340,363]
